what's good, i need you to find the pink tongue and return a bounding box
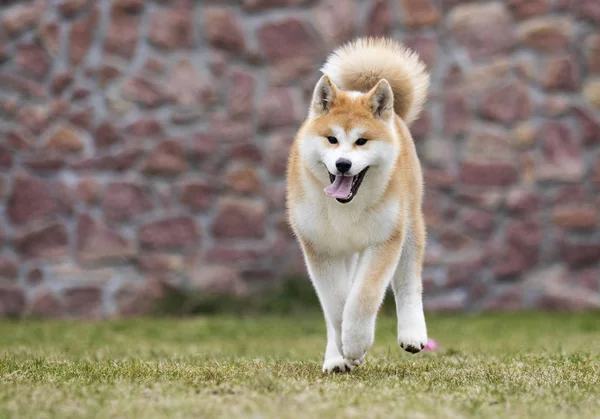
[324,175,353,199]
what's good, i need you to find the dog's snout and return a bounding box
[336,158,352,174]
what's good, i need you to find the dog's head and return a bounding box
[297,75,400,204]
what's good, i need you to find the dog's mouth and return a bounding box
[324,167,369,204]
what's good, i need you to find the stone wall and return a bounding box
[0,0,599,318]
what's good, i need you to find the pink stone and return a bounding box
[70,8,99,65]
[209,113,254,142]
[17,104,50,135]
[225,164,262,194]
[203,7,245,53]
[259,88,298,129]
[7,176,58,225]
[443,89,469,136]
[166,60,216,107]
[561,240,600,268]
[77,214,135,264]
[126,118,164,137]
[573,106,600,146]
[121,76,168,108]
[212,198,267,238]
[570,0,600,25]
[586,34,600,73]
[2,1,44,36]
[39,20,60,56]
[460,161,517,186]
[189,132,217,161]
[481,81,532,123]
[94,121,121,148]
[15,223,69,259]
[139,216,200,249]
[314,0,356,47]
[400,0,440,27]
[463,209,494,235]
[116,282,165,316]
[0,286,25,316]
[448,3,515,60]
[103,182,153,222]
[22,156,65,172]
[45,124,86,153]
[0,257,18,281]
[142,140,188,176]
[16,42,51,78]
[537,121,583,182]
[258,18,321,62]
[366,0,393,37]
[542,55,581,91]
[506,188,539,214]
[0,74,47,98]
[266,131,294,175]
[228,70,256,117]
[64,287,103,318]
[0,148,12,169]
[447,256,483,287]
[104,4,139,59]
[404,35,437,70]
[508,0,549,19]
[242,0,311,11]
[179,181,214,211]
[149,5,194,49]
[59,0,92,17]
[28,292,64,317]
[71,149,143,172]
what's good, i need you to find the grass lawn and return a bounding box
[1,311,600,418]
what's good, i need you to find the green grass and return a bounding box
[1,312,600,418]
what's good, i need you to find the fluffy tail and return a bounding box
[320,37,430,126]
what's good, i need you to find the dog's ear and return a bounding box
[311,75,338,116]
[367,79,394,120]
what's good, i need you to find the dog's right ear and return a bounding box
[310,75,337,116]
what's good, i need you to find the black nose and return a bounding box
[336,158,352,174]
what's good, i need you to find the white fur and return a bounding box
[294,117,399,256]
[300,124,396,180]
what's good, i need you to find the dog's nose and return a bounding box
[335,158,352,174]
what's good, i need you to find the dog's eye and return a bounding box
[326,136,338,144]
[355,138,368,146]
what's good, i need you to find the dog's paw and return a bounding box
[348,353,366,367]
[342,323,374,363]
[397,326,428,354]
[397,302,428,354]
[322,357,354,374]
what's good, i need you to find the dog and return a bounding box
[285,37,430,373]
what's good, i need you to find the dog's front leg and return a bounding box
[302,243,354,373]
[342,237,403,364]
[392,217,428,354]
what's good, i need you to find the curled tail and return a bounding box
[320,37,430,127]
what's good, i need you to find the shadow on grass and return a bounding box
[155,276,399,317]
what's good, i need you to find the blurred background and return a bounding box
[0,0,599,319]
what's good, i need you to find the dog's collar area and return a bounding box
[325,167,369,204]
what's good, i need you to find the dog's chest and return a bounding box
[293,198,399,255]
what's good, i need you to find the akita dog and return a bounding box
[285,37,430,373]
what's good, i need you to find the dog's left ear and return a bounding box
[367,79,394,120]
[310,75,338,116]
